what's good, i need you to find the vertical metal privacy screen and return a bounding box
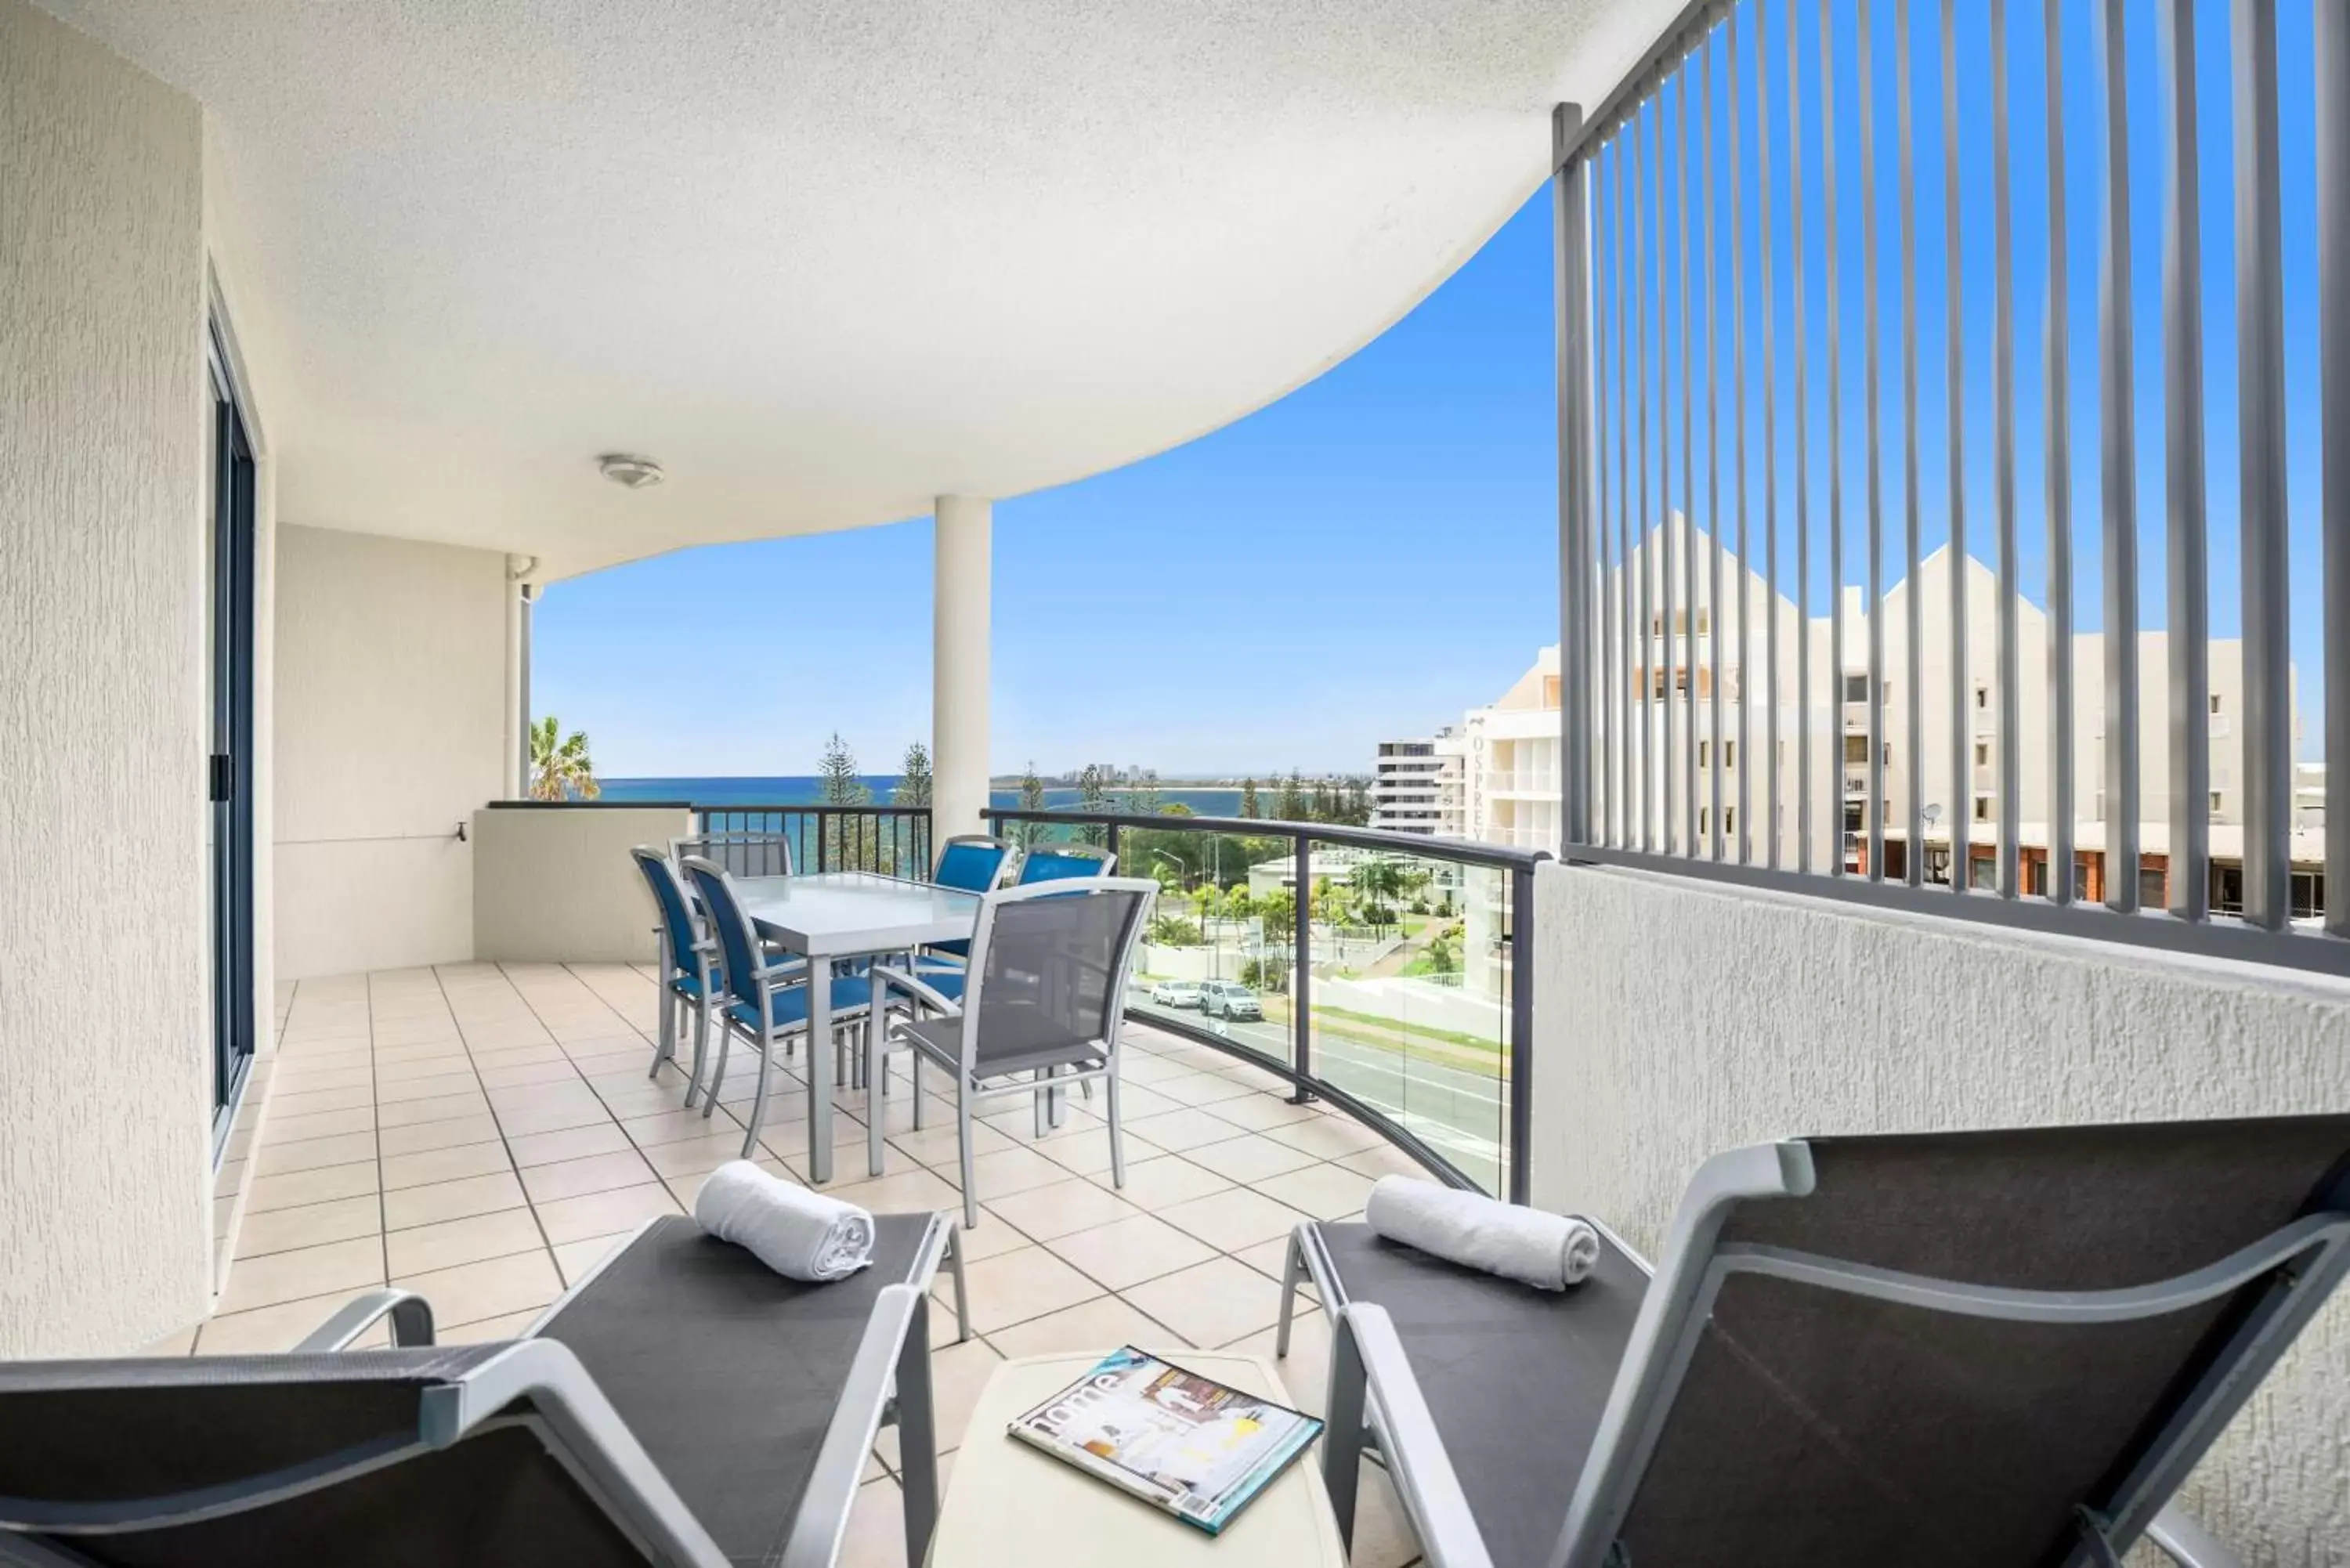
[1553,0,2349,974]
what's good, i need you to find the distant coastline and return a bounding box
[598,775,1248,817]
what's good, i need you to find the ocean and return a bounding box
[598,775,1246,818]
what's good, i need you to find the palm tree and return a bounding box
[528,716,599,801]
[1351,856,1404,929]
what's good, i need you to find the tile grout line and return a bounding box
[439,960,567,1290]
[367,970,392,1304]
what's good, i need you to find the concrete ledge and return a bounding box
[1529,859,2350,1565]
[472,804,691,963]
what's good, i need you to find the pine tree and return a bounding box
[817,732,873,869]
[1239,777,1260,818]
[817,733,871,804]
[1275,770,1305,822]
[1076,762,1110,846]
[895,741,933,806]
[1014,761,1047,848]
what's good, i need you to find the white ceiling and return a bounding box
[47,0,1661,579]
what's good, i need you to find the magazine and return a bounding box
[1006,1345,1325,1535]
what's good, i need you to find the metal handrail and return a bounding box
[984,806,1543,1202]
[982,807,1550,872]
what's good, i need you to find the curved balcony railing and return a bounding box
[985,807,1547,1202]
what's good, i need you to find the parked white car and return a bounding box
[1150,979,1203,1008]
[1198,980,1264,1021]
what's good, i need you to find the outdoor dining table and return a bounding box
[729,870,982,1184]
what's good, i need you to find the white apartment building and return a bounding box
[1456,518,2308,913]
[1456,649,1565,854]
[1369,732,1466,837]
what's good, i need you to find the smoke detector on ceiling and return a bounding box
[597,453,665,490]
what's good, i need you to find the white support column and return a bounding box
[502,562,526,798]
[932,496,992,845]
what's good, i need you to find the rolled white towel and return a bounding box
[1363,1176,1603,1292]
[694,1160,875,1282]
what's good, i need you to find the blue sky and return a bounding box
[539,0,2329,780]
[535,179,1561,779]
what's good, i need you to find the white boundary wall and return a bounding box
[1528,861,2350,1563]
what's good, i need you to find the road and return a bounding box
[1131,992,1507,1190]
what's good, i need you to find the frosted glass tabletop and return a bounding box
[729,871,981,956]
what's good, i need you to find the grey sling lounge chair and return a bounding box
[1275,1114,2350,1568]
[0,1211,974,1568]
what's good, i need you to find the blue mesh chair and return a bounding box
[681,855,873,1158]
[629,847,718,1105]
[1013,843,1117,884]
[921,835,1013,966]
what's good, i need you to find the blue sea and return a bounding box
[599,775,1246,818]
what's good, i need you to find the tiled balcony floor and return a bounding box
[179,961,1432,1566]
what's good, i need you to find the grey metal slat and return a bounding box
[1757,0,1784,872]
[2159,0,2210,920]
[1599,134,1618,849]
[1555,105,1591,847]
[1731,2,1753,866]
[1618,127,1636,848]
[2321,0,2350,934]
[1820,0,1846,878]
[1705,23,1725,862]
[1860,0,1885,882]
[1943,0,1972,894]
[1788,0,1813,875]
[1638,99,1656,854]
[1679,52,1698,862]
[1900,0,1925,886]
[2098,0,2142,914]
[2044,0,2075,903]
[1991,0,2021,898]
[2229,0,2290,931]
[1660,72,1679,858]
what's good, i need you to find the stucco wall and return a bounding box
[1529,861,2350,1563]
[472,806,693,964]
[0,0,212,1356]
[273,525,506,977]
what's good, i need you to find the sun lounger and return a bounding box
[0,1210,972,1568]
[1277,1115,2350,1567]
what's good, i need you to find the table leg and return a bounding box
[808,959,833,1184]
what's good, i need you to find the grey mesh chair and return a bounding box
[0,1211,973,1568]
[870,877,1155,1228]
[1277,1114,2350,1568]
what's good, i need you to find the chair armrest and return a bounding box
[2144,1505,2245,1568]
[294,1288,436,1351]
[1329,1303,1492,1568]
[873,963,963,1017]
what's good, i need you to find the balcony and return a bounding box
[211,958,1434,1563]
[11,0,2350,1560]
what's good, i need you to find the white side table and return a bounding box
[928,1349,1347,1567]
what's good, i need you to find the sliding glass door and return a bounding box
[207,342,256,1139]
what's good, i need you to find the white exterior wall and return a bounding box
[273,525,507,977]
[472,805,693,963]
[0,0,214,1355]
[1529,861,2350,1563]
